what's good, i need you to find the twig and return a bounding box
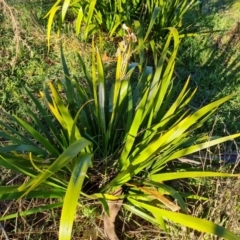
[0,223,10,240]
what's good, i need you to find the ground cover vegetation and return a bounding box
[0,0,240,239]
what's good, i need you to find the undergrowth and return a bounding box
[0,0,240,239]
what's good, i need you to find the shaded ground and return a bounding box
[177,0,240,135]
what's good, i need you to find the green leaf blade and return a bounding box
[59,153,92,240]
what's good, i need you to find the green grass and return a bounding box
[0,0,92,117]
[177,0,240,135]
[0,0,240,239]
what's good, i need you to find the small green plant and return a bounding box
[0,26,240,240]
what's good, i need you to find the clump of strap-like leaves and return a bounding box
[0,24,240,240]
[45,0,200,46]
